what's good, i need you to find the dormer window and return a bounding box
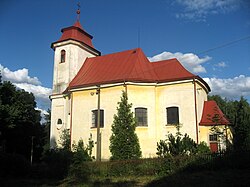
[60,50,66,63]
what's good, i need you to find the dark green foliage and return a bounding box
[69,139,92,182]
[0,153,31,177]
[157,133,200,157]
[109,91,142,160]
[59,129,71,151]
[0,81,43,162]
[40,127,73,179]
[41,109,51,155]
[41,134,94,181]
[233,97,250,151]
[197,141,211,154]
[69,139,93,181]
[157,124,210,157]
[40,128,73,179]
[42,149,73,179]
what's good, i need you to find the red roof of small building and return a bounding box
[57,21,94,48]
[69,48,210,90]
[199,100,230,126]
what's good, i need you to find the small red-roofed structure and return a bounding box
[200,100,230,126]
[199,100,231,152]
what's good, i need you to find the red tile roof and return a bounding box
[57,21,94,48]
[199,100,230,126]
[152,59,195,83]
[69,48,210,90]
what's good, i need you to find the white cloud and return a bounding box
[14,83,52,110]
[148,51,211,73]
[175,0,240,21]
[216,61,227,67]
[0,64,52,110]
[0,64,41,85]
[204,75,250,99]
[35,107,49,124]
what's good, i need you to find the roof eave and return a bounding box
[51,39,101,56]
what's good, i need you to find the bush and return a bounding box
[68,139,92,182]
[197,141,211,154]
[42,149,73,179]
[157,124,210,157]
[87,156,196,178]
[0,153,31,177]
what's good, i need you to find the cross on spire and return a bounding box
[76,2,81,21]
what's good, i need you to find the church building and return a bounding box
[50,11,230,159]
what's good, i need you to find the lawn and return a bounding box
[1,152,250,186]
[2,168,250,187]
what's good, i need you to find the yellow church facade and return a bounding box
[50,17,230,159]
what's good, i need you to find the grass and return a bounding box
[146,168,250,187]
[2,168,250,187]
[2,152,250,186]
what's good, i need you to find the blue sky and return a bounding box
[0,0,250,112]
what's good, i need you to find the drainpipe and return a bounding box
[193,77,199,144]
[96,86,101,162]
[69,93,73,150]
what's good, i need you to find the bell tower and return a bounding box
[51,7,100,94]
[50,6,101,147]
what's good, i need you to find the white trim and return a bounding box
[50,94,64,99]
[52,39,100,56]
[157,79,193,86]
[69,79,197,93]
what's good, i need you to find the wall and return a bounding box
[52,41,97,94]
[68,80,207,159]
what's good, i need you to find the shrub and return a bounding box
[68,139,93,182]
[0,153,31,177]
[197,141,211,154]
[157,124,210,157]
[42,149,73,179]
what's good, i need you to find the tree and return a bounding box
[0,81,42,161]
[233,97,250,151]
[42,109,51,154]
[109,91,142,160]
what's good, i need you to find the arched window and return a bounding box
[135,107,148,126]
[60,50,66,63]
[166,107,179,124]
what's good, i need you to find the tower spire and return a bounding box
[76,2,81,21]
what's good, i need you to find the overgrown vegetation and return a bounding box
[156,123,210,158]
